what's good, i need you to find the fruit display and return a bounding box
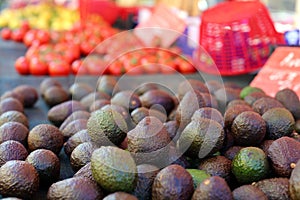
[0,3,79,30]
[0,76,300,199]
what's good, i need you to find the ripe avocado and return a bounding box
[262,107,295,140]
[244,91,268,106]
[73,162,95,182]
[232,185,267,200]
[61,118,87,140]
[132,164,160,200]
[80,91,111,110]
[192,107,224,127]
[0,140,28,167]
[64,129,90,156]
[232,147,269,184]
[111,90,141,112]
[59,110,90,131]
[152,164,194,200]
[178,79,209,100]
[191,176,233,200]
[96,76,119,96]
[43,86,69,107]
[127,116,171,165]
[69,82,93,101]
[198,156,232,183]
[0,97,24,115]
[252,97,284,115]
[26,149,60,185]
[40,78,62,96]
[87,109,128,146]
[0,110,28,128]
[254,178,290,200]
[70,142,97,172]
[103,192,138,200]
[91,146,137,192]
[13,85,38,108]
[177,118,224,159]
[268,136,300,177]
[275,88,300,119]
[0,160,39,199]
[224,146,243,161]
[0,121,28,146]
[224,104,253,129]
[89,99,110,112]
[47,177,104,200]
[231,111,266,146]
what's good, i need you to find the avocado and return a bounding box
[192,107,224,127]
[262,107,295,140]
[64,129,90,156]
[127,116,171,165]
[111,90,141,112]
[232,147,269,184]
[0,97,24,115]
[221,129,235,152]
[0,110,28,128]
[59,110,90,131]
[89,99,110,112]
[69,82,93,101]
[289,160,300,200]
[232,185,267,200]
[131,107,167,125]
[177,118,224,159]
[214,87,240,112]
[13,85,38,108]
[70,142,97,172]
[0,140,28,167]
[96,75,119,96]
[152,164,194,200]
[178,79,209,100]
[103,192,138,200]
[132,164,160,200]
[0,160,39,199]
[244,91,268,106]
[198,156,232,183]
[43,86,69,107]
[226,99,251,110]
[87,109,128,146]
[176,90,206,129]
[80,91,111,110]
[191,176,233,200]
[205,80,222,94]
[240,86,265,99]
[268,136,300,177]
[61,119,87,140]
[164,120,179,140]
[140,89,175,115]
[28,124,64,154]
[295,120,300,133]
[252,97,284,115]
[254,178,290,200]
[275,88,300,119]
[0,121,28,146]
[1,91,24,105]
[231,111,266,146]
[200,92,219,109]
[224,82,242,90]
[48,100,86,127]
[224,104,253,129]
[134,83,160,96]
[26,149,60,185]
[47,177,104,200]
[40,78,62,96]
[224,146,243,161]
[101,104,134,129]
[186,169,211,189]
[91,146,137,192]
[73,162,95,182]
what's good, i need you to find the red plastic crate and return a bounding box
[198,1,285,76]
[79,0,120,25]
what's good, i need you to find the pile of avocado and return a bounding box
[0,76,300,200]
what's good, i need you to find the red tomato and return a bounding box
[177,59,196,74]
[143,64,161,74]
[71,60,88,75]
[48,60,70,76]
[23,29,37,47]
[25,46,39,59]
[20,21,30,32]
[126,66,144,75]
[1,28,12,40]
[15,56,29,75]
[29,57,48,75]
[11,29,26,42]
[36,30,50,44]
[108,61,124,76]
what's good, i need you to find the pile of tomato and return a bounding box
[1,16,196,76]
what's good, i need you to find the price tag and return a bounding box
[251,47,300,97]
[134,4,187,48]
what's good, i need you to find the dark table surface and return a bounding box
[0,38,257,199]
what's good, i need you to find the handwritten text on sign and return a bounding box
[251,47,300,97]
